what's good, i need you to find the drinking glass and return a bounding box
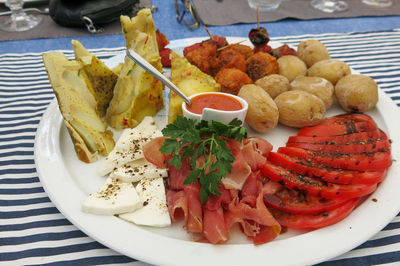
[311,0,349,13]
[248,0,282,12]
[0,0,42,32]
[361,0,392,7]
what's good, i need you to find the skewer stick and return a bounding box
[257,7,260,29]
[203,25,213,39]
[217,40,246,51]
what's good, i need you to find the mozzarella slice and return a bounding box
[82,177,142,215]
[110,158,168,183]
[119,177,171,227]
[99,116,162,176]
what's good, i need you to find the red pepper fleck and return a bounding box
[123,118,128,126]
[144,35,149,45]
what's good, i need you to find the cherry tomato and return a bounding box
[269,198,359,229]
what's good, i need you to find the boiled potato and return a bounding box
[238,84,279,133]
[297,39,330,67]
[277,55,307,82]
[335,74,378,112]
[275,90,326,128]
[290,76,334,109]
[255,74,290,99]
[307,59,351,85]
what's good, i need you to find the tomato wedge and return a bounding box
[297,120,377,137]
[264,183,350,215]
[286,137,390,154]
[267,152,387,185]
[269,198,359,229]
[287,129,385,146]
[261,161,377,199]
[278,146,392,171]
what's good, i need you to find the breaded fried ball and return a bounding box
[226,44,253,59]
[297,39,330,67]
[185,41,219,75]
[217,48,247,73]
[255,74,290,99]
[246,52,279,81]
[215,68,253,95]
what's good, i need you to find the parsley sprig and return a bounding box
[160,116,248,203]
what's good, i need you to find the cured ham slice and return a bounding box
[226,183,281,245]
[221,152,251,190]
[242,137,273,171]
[143,137,168,168]
[203,206,229,244]
[166,190,188,222]
[183,184,203,233]
[168,159,191,190]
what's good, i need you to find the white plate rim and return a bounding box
[35,37,400,266]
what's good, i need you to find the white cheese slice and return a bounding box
[99,116,162,176]
[82,177,142,215]
[119,177,171,227]
[110,158,168,183]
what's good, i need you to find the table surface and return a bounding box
[1,0,400,265]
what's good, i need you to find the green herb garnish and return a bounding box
[160,116,248,203]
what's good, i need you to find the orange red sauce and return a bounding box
[187,93,242,114]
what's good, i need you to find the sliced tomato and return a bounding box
[267,152,387,185]
[287,129,385,146]
[264,183,350,215]
[286,137,390,154]
[261,161,377,199]
[320,113,375,125]
[297,120,377,137]
[278,146,392,171]
[269,198,359,229]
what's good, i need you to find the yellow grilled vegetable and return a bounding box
[72,40,118,117]
[42,51,115,163]
[169,53,220,123]
[105,9,164,129]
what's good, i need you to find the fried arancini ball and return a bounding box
[215,68,253,95]
[217,48,247,73]
[246,52,279,81]
[226,44,254,59]
[185,41,219,75]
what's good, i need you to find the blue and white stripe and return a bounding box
[1,31,400,265]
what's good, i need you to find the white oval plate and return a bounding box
[35,37,400,266]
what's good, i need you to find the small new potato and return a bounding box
[277,55,307,82]
[238,84,279,133]
[307,59,351,85]
[290,76,334,109]
[297,39,330,67]
[275,90,326,128]
[255,74,290,99]
[335,74,378,112]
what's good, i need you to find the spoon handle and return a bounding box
[126,49,192,106]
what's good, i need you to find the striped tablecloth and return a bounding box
[1,30,400,265]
